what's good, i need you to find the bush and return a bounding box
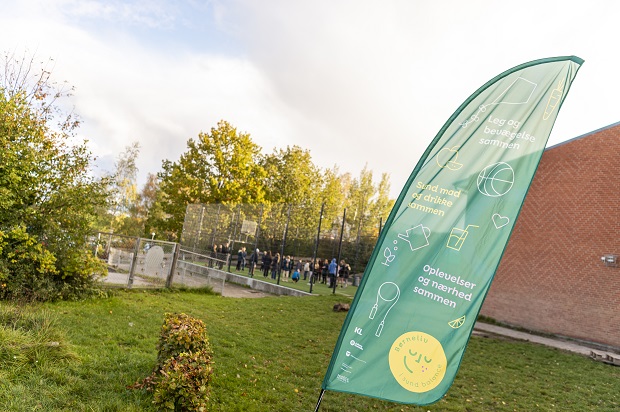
[156,313,211,369]
[0,53,110,302]
[0,227,106,301]
[0,227,57,301]
[132,313,214,411]
[152,350,214,411]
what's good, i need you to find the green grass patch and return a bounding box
[228,267,359,298]
[0,290,618,411]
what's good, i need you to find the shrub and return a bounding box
[152,350,214,411]
[0,54,110,302]
[0,227,57,301]
[0,227,107,301]
[132,313,214,411]
[156,313,210,369]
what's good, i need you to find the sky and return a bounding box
[0,0,618,198]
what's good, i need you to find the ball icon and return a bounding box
[477,162,514,197]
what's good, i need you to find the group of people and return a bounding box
[209,243,230,269]
[315,258,352,288]
[234,248,352,287]
[257,252,309,282]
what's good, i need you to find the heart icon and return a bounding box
[492,213,510,229]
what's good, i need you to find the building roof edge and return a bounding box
[546,120,620,151]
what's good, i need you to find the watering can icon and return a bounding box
[397,224,431,251]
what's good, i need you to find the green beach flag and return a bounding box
[317,56,583,408]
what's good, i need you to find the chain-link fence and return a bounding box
[90,232,178,288]
[179,203,383,278]
[89,203,383,292]
[172,248,228,294]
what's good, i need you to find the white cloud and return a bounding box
[0,0,619,197]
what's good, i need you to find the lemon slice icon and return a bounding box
[448,315,466,329]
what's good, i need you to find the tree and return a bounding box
[157,120,266,239]
[262,145,320,204]
[317,166,347,240]
[369,172,394,230]
[260,145,323,248]
[112,141,140,217]
[103,142,143,236]
[140,173,168,239]
[0,52,109,300]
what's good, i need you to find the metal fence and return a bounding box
[90,232,233,293]
[90,202,383,292]
[179,203,383,276]
[173,248,228,294]
[91,232,178,288]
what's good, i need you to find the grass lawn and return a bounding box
[226,266,359,298]
[1,289,618,411]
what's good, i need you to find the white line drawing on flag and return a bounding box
[369,282,401,337]
[397,224,431,251]
[477,162,515,197]
[492,213,510,229]
[459,76,537,128]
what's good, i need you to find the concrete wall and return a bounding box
[174,261,312,297]
[481,123,620,348]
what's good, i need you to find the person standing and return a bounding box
[281,255,291,282]
[248,248,259,277]
[236,248,244,271]
[209,244,218,268]
[311,259,320,285]
[262,251,272,278]
[222,242,230,269]
[328,258,338,288]
[217,244,224,269]
[295,258,303,276]
[271,253,280,280]
[321,259,329,284]
[241,247,247,271]
[303,260,310,281]
[343,263,351,287]
[338,260,349,287]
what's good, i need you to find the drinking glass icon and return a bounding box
[446,224,479,251]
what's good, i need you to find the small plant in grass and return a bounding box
[156,313,211,368]
[153,349,214,411]
[132,312,214,411]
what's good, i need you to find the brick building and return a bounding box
[480,122,620,349]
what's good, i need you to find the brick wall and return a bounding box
[481,123,620,348]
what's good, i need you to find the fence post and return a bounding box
[278,205,291,285]
[253,204,263,254]
[195,205,205,250]
[309,202,325,294]
[334,208,346,294]
[127,236,141,288]
[166,243,181,288]
[228,204,242,272]
[211,204,221,249]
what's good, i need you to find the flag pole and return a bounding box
[313,389,325,412]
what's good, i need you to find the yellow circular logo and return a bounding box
[388,331,447,393]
